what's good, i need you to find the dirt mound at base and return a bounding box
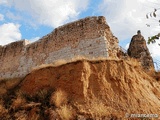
[20,59,160,118]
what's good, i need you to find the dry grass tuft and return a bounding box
[56,105,75,120]
[46,108,59,120]
[0,78,22,96]
[28,108,40,120]
[11,97,26,110]
[14,110,28,120]
[10,90,26,110]
[74,99,109,118]
[0,104,10,119]
[50,89,67,107]
[0,78,23,96]
[89,99,108,118]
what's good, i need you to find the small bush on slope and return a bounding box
[50,89,68,107]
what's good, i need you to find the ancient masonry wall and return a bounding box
[0,16,119,79]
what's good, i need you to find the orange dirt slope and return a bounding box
[20,59,160,118]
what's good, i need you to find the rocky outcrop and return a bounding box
[127,31,154,71]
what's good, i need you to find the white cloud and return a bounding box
[0,13,4,21]
[99,0,160,40]
[0,23,21,45]
[29,37,40,43]
[0,0,7,5]
[99,0,160,59]
[125,43,130,50]
[147,41,160,58]
[6,11,22,21]
[7,0,89,27]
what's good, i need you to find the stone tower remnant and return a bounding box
[0,16,119,79]
[127,30,154,71]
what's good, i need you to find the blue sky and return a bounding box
[0,0,160,61]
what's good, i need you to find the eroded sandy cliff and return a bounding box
[0,59,159,119]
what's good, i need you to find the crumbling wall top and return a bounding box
[0,40,28,57]
[56,16,106,30]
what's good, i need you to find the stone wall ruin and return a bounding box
[0,16,119,79]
